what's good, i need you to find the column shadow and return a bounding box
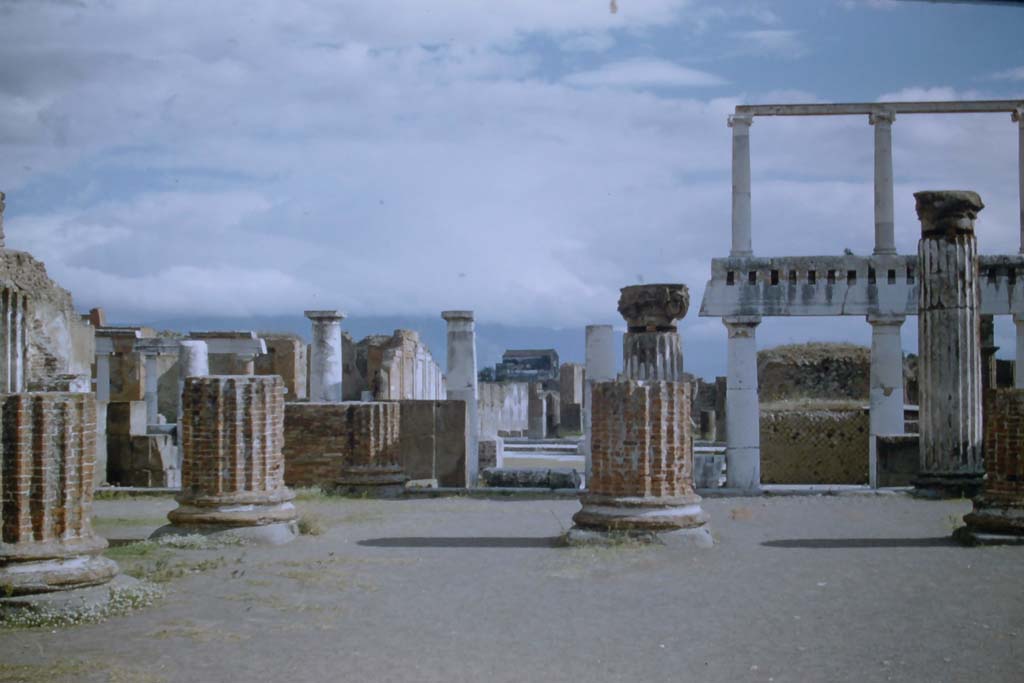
[358,536,561,549]
[762,537,957,549]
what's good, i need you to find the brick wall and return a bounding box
[180,375,286,498]
[760,404,869,484]
[0,392,97,545]
[982,389,1024,501]
[283,401,403,488]
[589,380,693,499]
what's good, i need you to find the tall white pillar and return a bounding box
[1014,108,1023,253]
[870,111,897,255]
[583,324,616,486]
[442,310,479,487]
[177,341,209,421]
[729,114,754,257]
[724,316,761,491]
[1015,315,1024,389]
[305,310,344,403]
[144,353,159,425]
[868,314,905,488]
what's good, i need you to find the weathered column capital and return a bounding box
[1012,108,1023,124]
[304,309,345,323]
[441,309,474,322]
[869,111,896,126]
[866,313,906,326]
[915,190,984,238]
[728,113,753,129]
[617,284,689,332]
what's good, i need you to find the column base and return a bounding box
[0,574,143,622]
[151,520,299,546]
[0,553,119,596]
[571,493,709,533]
[912,473,984,499]
[564,525,713,549]
[332,468,407,498]
[166,491,299,530]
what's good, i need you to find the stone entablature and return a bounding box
[700,254,1024,319]
[0,392,118,594]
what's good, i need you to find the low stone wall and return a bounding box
[760,403,869,484]
[399,400,467,487]
[877,434,919,487]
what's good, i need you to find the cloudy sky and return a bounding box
[1,0,1023,375]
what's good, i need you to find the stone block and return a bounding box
[560,404,582,434]
[478,437,504,470]
[877,434,919,487]
[481,467,580,489]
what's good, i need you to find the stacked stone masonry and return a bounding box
[760,404,869,485]
[0,392,117,594]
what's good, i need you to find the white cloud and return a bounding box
[564,58,725,88]
[991,66,1024,81]
[731,29,808,59]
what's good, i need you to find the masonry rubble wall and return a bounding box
[760,402,869,484]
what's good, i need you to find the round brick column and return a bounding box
[569,380,711,547]
[0,393,119,595]
[158,375,298,544]
[333,401,406,497]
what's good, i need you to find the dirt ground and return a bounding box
[1,492,1021,683]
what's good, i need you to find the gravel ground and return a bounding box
[1,492,1021,683]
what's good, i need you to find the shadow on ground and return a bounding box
[762,537,958,549]
[359,536,561,549]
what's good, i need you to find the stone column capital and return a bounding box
[915,190,984,237]
[869,111,896,126]
[304,309,345,323]
[441,310,475,323]
[728,113,753,129]
[617,284,689,332]
[1012,108,1023,124]
[867,313,906,326]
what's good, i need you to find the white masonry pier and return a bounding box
[442,310,479,487]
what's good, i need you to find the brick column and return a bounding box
[160,375,298,544]
[914,190,985,498]
[955,389,1024,545]
[334,402,405,496]
[619,283,688,381]
[568,380,711,547]
[0,393,119,595]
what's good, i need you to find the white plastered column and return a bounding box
[305,310,345,403]
[870,111,897,255]
[868,314,905,488]
[729,114,754,257]
[442,310,479,487]
[583,324,616,486]
[724,315,761,491]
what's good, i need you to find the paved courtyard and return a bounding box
[1,493,1021,682]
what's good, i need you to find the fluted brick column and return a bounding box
[0,393,118,595]
[618,284,687,381]
[568,380,710,547]
[159,375,297,544]
[955,389,1024,545]
[334,401,405,496]
[915,190,985,498]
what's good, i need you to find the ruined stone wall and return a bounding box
[0,250,94,392]
[344,330,445,402]
[760,403,869,484]
[477,381,528,437]
[589,381,693,499]
[180,376,286,497]
[981,389,1024,501]
[282,401,403,488]
[399,399,467,487]
[758,343,871,402]
[0,393,98,544]
[256,334,307,401]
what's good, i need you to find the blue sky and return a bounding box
[1,0,1023,376]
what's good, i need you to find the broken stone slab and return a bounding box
[481,467,581,490]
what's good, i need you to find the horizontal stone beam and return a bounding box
[736,100,1024,117]
[698,253,1024,318]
